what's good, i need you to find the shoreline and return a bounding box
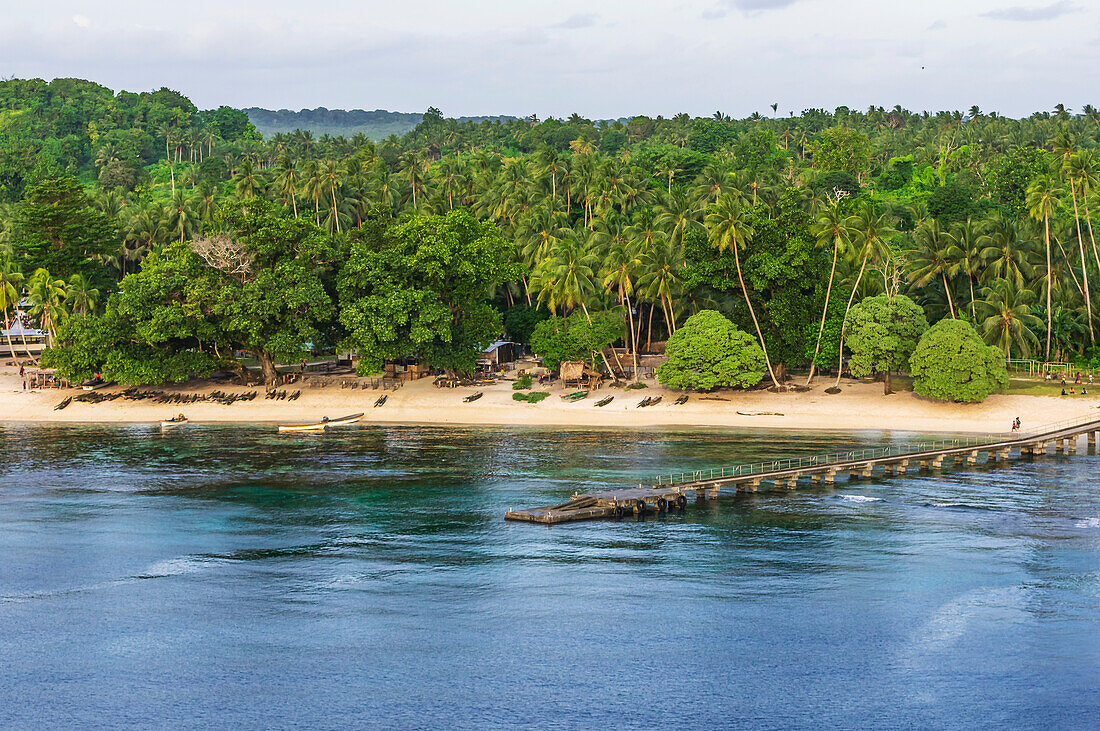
[2,371,1095,436]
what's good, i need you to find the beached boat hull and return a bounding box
[159,419,188,428]
[277,413,363,432]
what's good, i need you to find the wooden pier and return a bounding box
[505,416,1100,525]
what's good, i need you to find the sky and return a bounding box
[1,0,1097,119]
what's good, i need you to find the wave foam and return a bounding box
[838,494,883,503]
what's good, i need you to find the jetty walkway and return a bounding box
[505,415,1100,525]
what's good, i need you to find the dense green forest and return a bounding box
[3,77,1100,395]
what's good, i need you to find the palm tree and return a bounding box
[0,259,24,361]
[534,231,615,374]
[534,145,563,202]
[400,151,428,209]
[167,190,195,243]
[25,268,68,348]
[1069,150,1100,279]
[233,159,263,199]
[1064,150,1096,343]
[1026,174,1062,361]
[637,234,682,345]
[806,200,857,384]
[64,273,99,316]
[601,234,643,381]
[909,219,959,320]
[302,160,324,225]
[980,212,1033,288]
[273,155,300,217]
[832,203,893,389]
[948,218,984,321]
[654,189,702,250]
[320,159,343,234]
[977,278,1042,359]
[705,194,780,389]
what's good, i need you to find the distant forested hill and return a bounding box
[244,107,516,139]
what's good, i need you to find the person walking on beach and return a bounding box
[19,364,25,379]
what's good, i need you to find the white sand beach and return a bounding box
[0,369,1093,435]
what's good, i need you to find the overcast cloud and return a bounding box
[0,0,1095,118]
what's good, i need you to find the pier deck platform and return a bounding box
[505,416,1100,525]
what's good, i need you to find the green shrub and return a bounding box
[910,319,1008,402]
[513,391,550,403]
[656,310,765,391]
[512,374,532,390]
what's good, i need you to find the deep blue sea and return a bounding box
[1,424,1097,729]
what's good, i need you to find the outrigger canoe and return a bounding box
[277,413,363,432]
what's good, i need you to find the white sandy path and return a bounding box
[0,370,1095,436]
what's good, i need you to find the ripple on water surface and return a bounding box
[0,422,1098,728]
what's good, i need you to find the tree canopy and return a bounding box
[338,209,520,374]
[844,294,928,393]
[656,310,765,391]
[910,319,1009,403]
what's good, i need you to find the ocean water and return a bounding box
[0,424,1097,729]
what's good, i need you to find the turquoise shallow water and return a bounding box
[1,423,1098,728]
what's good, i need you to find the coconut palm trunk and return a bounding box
[942,271,956,319]
[832,252,870,390]
[579,302,616,377]
[1044,213,1053,361]
[625,294,639,382]
[732,242,780,389]
[2,307,17,362]
[1070,189,1095,343]
[805,244,839,385]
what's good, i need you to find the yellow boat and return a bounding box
[277,413,363,432]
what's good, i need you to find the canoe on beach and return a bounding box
[277,413,363,432]
[594,395,614,407]
[736,411,784,417]
[561,390,589,402]
[463,392,483,403]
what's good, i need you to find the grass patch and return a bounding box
[512,374,532,390]
[1004,378,1092,397]
[625,382,647,390]
[513,391,550,403]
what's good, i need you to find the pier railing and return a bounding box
[652,414,1098,488]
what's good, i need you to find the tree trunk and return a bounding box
[258,350,278,388]
[1071,189,1094,343]
[1045,214,1052,362]
[291,188,298,218]
[733,244,780,389]
[884,369,892,396]
[646,302,654,351]
[663,293,677,334]
[626,294,639,382]
[579,302,616,378]
[942,271,956,319]
[806,243,839,385]
[3,307,18,362]
[1086,208,1100,294]
[832,251,870,389]
[331,184,341,234]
